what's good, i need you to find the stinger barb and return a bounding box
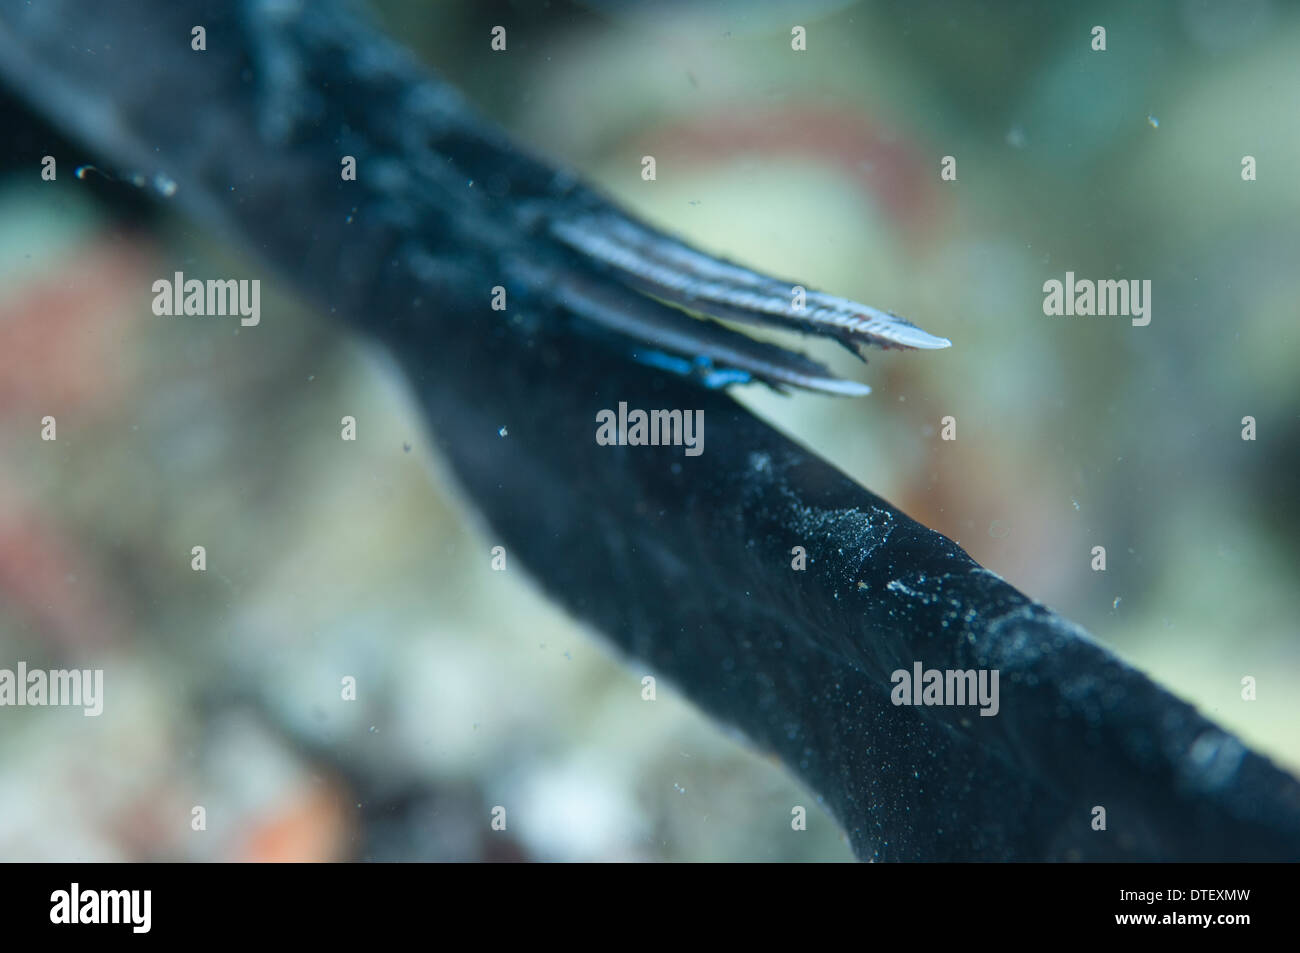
[550,210,951,372]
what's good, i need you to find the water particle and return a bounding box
[153,173,178,197]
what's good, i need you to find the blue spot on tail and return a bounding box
[630,350,752,389]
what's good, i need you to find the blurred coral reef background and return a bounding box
[1,0,1297,861]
